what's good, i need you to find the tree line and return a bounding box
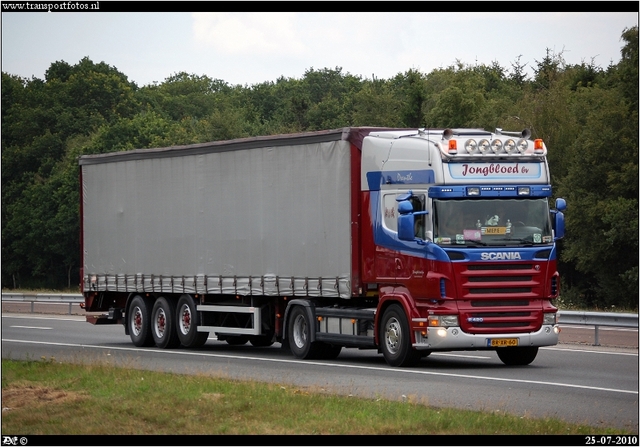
[2,27,637,311]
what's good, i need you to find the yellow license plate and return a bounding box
[489,338,519,347]
[484,226,506,235]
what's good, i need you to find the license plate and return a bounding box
[483,226,506,235]
[488,338,519,347]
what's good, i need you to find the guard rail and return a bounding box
[2,293,638,346]
[2,293,83,315]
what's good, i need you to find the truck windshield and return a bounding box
[433,198,553,246]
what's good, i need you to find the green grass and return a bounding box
[1,358,633,435]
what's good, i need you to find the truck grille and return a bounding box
[454,262,545,334]
[462,263,537,296]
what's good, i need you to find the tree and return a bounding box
[390,69,427,127]
[351,78,403,127]
[509,55,529,86]
[138,72,229,122]
[557,83,638,309]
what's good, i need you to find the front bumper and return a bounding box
[413,324,559,350]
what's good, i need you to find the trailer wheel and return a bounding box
[496,347,538,366]
[379,304,420,367]
[151,297,180,349]
[288,305,319,359]
[176,294,208,348]
[128,295,154,347]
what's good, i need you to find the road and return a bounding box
[2,305,638,433]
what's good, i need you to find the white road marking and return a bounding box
[2,338,637,396]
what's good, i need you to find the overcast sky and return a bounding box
[1,9,638,87]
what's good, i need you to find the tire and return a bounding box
[151,296,180,349]
[128,295,154,347]
[176,294,209,348]
[379,304,421,367]
[287,305,320,359]
[496,347,539,366]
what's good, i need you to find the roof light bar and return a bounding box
[436,128,546,157]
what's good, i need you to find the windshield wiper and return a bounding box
[461,239,488,246]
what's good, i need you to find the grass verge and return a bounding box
[1,358,632,436]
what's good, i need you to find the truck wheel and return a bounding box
[379,304,420,367]
[128,295,154,347]
[151,297,180,349]
[288,305,319,359]
[176,294,208,348]
[496,347,538,366]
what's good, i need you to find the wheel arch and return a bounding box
[282,299,317,343]
[374,286,420,347]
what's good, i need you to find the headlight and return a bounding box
[503,139,516,154]
[467,187,480,196]
[516,138,528,153]
[543,313,557,325]
[465,139,477,154]
[428,315,459,327]
[490,139,503,154]
[478,139,490,154]
[517,186,531,196]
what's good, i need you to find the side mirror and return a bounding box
[552,197,566,240]
[554,211,565,240]
[397,200,415,241]
[397,198,429,243]
[398,213,416,241]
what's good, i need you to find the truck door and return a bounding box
[375,191,427,281]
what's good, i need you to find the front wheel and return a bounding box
[379,304,420,367]
[496,347,539,366]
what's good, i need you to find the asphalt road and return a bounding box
[3,302,638,349]
[2,304,638,433]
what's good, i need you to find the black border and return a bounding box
[0,1,638,14]
[6,434,638,447]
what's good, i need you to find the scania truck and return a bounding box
[79,126,566,367]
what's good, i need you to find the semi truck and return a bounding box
[79,126,566,367]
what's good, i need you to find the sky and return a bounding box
[1,8,638,88]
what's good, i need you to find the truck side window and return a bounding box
[383,193,399,232]
[410,195,426,239]
[383,192,428,238]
